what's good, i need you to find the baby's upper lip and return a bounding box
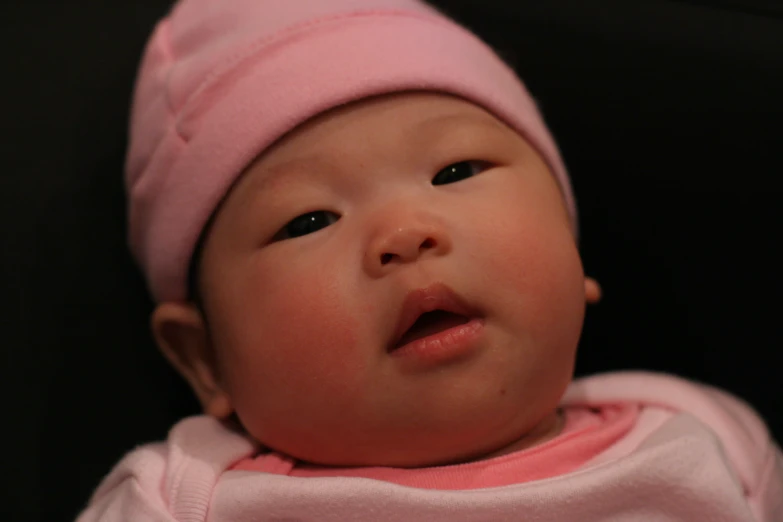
[389,283,480,351]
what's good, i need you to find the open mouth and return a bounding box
[392,310,471,351]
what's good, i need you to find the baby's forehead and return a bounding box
[243,93,518,177]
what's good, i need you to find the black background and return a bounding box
[1,1,781,520]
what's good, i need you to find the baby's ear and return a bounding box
[151,302,233,419]
[585,277,602,304]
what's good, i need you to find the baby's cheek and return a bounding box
[474,212,585,342]
[238,265,369,413]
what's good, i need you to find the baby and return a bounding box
[77,0,783,520]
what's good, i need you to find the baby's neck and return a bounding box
[459,409,565,464]
[245,410,565,470]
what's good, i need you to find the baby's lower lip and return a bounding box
[389,318,485,366]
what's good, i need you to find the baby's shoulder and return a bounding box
[565,371,767,431]
[76,416,256,522]
[563,371,779,497]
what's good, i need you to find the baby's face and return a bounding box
[190,92,587,467]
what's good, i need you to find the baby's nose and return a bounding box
[381,229,438,264]
[364,214,452,277]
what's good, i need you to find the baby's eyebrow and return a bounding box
[416,110,508,137]
[233,154,332,210]
[406,112,513,160]
[246,157,319,192]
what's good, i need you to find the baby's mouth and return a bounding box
[392,310,471,351]
[388,283,481,353]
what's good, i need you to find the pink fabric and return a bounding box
[75,372,783,521]
[127,0,576,301]
[233,403,638,489]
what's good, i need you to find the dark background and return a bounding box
[1,1,780,520]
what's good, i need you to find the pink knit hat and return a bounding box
[127,0,576,302]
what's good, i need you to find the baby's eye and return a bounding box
[276,211,339,241]
[431,161,488,185]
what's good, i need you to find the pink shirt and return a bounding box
[75,372,783,521]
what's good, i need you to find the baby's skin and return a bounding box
[152,92,601,469]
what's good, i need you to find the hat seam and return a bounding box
[159,19,179,120]
[172,9,463,142]
[128,19,187,197]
